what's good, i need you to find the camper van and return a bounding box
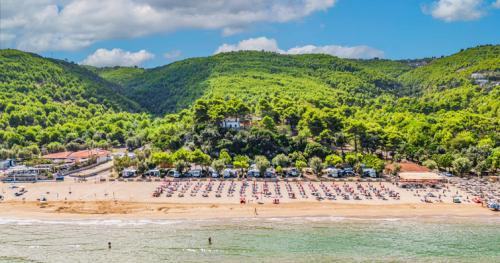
[325,167,340,178]
[167,169,182,178]
[122,168,137,178]
[0,159,16,170]
[264,169,276,178]
[223,169,236,178]
[145,169,161,177]
[362,168,377,178]
[285,167,301,177]
[340,167,355,177]
[188,169,203,178]
[211,170,219,178]
[247,169,260,178]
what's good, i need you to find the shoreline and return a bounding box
[1,201,497,221]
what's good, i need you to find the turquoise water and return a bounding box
[0,216,498,263]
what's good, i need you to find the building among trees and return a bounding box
[42,149,111,164]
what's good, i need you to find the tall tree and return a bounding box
[309,157,324,177]
[255,155,270,175]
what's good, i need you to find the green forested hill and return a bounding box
[111,57,214,114]
[1,46,499,175]
[0,49,142,112]
[0,49,146,157]
[396,45,499,118]
[350,58,413,78]
[98,46,499,116]
[100,51,408,115]
[92,66,145,87]
[399,45,500,94]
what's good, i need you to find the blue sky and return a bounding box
[1,0,499,68]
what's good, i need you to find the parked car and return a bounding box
[441,172,454,177]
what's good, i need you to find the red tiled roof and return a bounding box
[69,149,110,159]
[42,151,72,159]
[43,149,111,160]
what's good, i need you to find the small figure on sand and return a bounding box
[254,208,258,216]
[208,237,212,245]
[108,242,112,249]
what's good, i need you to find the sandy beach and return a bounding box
[1,200,497,220]
[0,179,498,220]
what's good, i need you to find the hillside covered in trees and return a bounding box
[100,51,410,115]
[0,45,499,175]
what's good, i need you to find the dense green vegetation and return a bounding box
[89,66,145,87]
[0,49,145,158]
[105,57,214,114]
[1,45,499,176]
[101,51,408,115]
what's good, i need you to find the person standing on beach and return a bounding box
[254,207,258,216]
[208,237,212,245]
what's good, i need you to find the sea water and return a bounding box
[0,216,498,263]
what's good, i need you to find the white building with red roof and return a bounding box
[43,149,111,164]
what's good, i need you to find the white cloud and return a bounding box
[214,37,384,59]
[215,37,281,53]
[423,0,485,22]
[286,44,384,59]
[81,48,154,67]
[222,27,246,37]
[163,50,182,60]
[493,0,500,8]
[0,0,336,52]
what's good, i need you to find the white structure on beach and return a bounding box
[3,166,50,182]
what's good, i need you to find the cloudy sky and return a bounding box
[1,0,499,67]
